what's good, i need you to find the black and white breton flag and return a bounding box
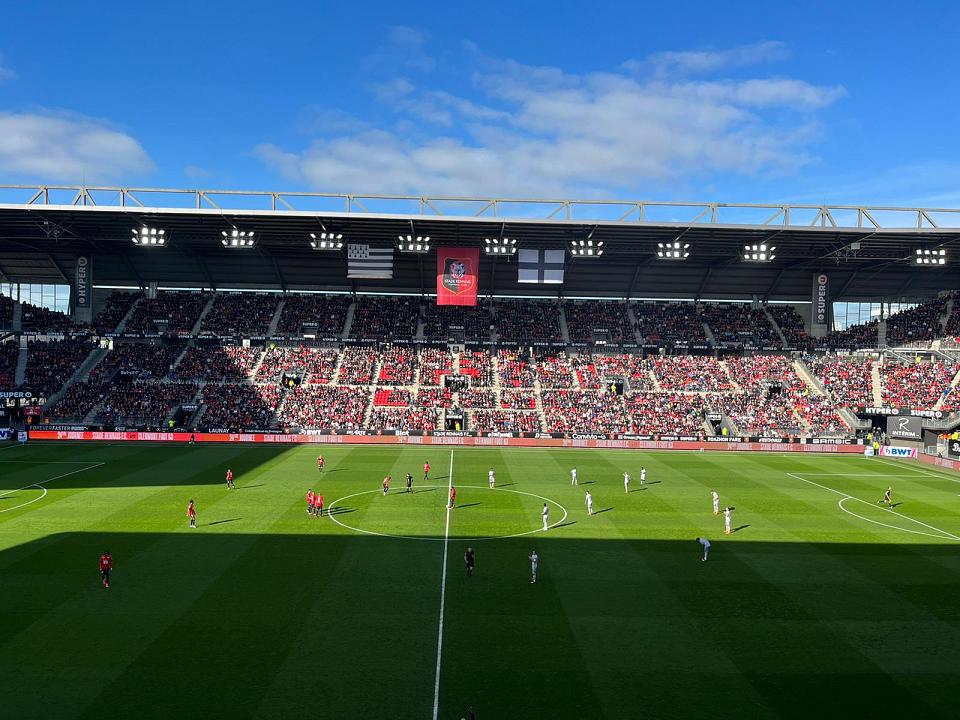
[347,244,394,279]
[517,249,565,284]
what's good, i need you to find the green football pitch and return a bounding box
[2,442,960,719]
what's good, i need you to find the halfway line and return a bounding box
[432,449,454,720]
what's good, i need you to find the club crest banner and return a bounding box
[437,247,479,306]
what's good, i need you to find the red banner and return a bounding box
[436,247,479,306]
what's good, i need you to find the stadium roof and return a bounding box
[0,184,958,301]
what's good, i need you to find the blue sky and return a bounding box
[2,0,960,206]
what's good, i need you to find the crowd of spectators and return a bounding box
[816,320,879,350]
[650,355,733,392]
[278,385,370,430]
[99,382,198,421]
[495,301,562,342]
[0,341,17,389]
[126,291,209,335]
[201,383,282,429]
[275,294,350,337]
[174,346,261,381]
[702,304,780,348]
[880,361,958,411]
[90,343,179,382]
[624,392,705,436]
[256,346,338,384]
[415,387,452,408]
[421,304,491,341]
[46,381,110,418]
[534,352,575,388]
[21,303,76,333]
[350,296,419,339]
[564,301,631,344]
[459,388,497,408]
[459,350,493,386]
[94,291,142,334]
[377,346,415,385]
[24,340,92,394]
[418,348,454,386]
[500,389,536,409]
[0,293,13,328]
[541,390,628,434]
[200,293,279,337]
[807,357,874,407]
[373,388,413,406]
[885,298,949,346]
[569,354,653,391]
[368,407,439,431]
[497,349,536,387]
[471,410,539,433]
[337,346,377,384]
[767,305,810,348]
[632,302,706,345]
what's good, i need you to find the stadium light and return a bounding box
[915,248,947,265]
[569,239,604,257]
[310,232,343,251]
[221,229,255,248]
[397,234,431,254]
[656,241,690,260]
[484,237,517,255]
[743,243,776,262]
[131,226,166,246]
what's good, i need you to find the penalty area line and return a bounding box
[0,462,106,513]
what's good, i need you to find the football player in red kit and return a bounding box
[315,493,324,517]
[423,461,430,481]
[306,489,315,515]
[225,468,234,490]
[317,455,325,473]
[448,486,456,509]
[187,500,197,528]
[382,475,391,496]
[99,550,113,588]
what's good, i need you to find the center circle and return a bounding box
[325,484,568,541]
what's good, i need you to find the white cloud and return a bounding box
[366,25,435,73]
[633,41,790,77]
[0,111,153,181]
[184,164,210,179]
[256,45,844,197]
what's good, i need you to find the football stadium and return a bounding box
[3,8,960,719]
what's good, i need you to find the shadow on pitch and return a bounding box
[580,481,595,485]
[325,507,356,517]
[594,507,614,515]
[554,521,577,529]
[647,480,662,485]
[732,525,751,533]
[496,482,516,488]
[456,502,481,509]
[206,518,242,526]
[237,484,264,490]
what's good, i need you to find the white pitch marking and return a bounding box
[0,462,105,513]
[0,460,107,464]
[876,458,960,484]
[432,449,454,720]
[787,472,960,542]
[837,497,960,542]
[0,443,23,452]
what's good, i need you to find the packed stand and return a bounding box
[650,355,733,392]
[24,340,92,395]
[201,383,282,429]
[45,381,111,419]
[767,305,810,348]
[459,350,493,387]
[494,301,562,343]
[471,410,540,433]
[349,296,419,340]
[421,304,491,341]
[337,346,378,384]
[0,341,17,389]
[497,349,535,388]
[880,361,958,411]
[90,343,179,382]
[816,320,879,350]
[99,382,198,421]
[418,349,454,386]
[534,352,575,388]
[94,291,142,334]
[21,302,76,333]
[126,291,209,336]
[564,301,631,344]
[368,407,439,431]
[256,346,338,384]
[702,304,780,348]
[278,385,370,430]
[459,388,497,408]
[415,387,453,408]
[373,388,413,407]
[569,354,652,391]
[885,298,948,346]
[200,293,279,337]
[625,393,705,436]
[807,357,874,407]
[174,346,261,381]
[500,389,536,409]
[376,346,415,386]
[632,302,706,345]
[0,293,13,328]
[275,294,350,337]
[541,389,628,434]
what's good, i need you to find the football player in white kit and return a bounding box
[529,550,539,583]
[697,537,711,561]
[640,466,647,485]
[724,507,732,535]
[711,490,720,515]
[571,466,578,486]
[623,472,631,493]
[585,490,594,516]
[488,467,495,489]
[541,503,549,530]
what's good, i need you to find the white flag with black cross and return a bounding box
[517,249,565,284]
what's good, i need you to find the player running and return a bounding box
[187,499,197,528]
[448,486,456,509]
[585,490,594,516]
[405,472,414,493]
[225,468,234,490]
[697,537,711,562]
[640,466,647,485]
[306,489,315,514]
[711,490,720,515]
[99,550,113,588]
[529,550,539,584]
[488,467,495,489]
[382,475,391,496]
[464,547,475,577]
[541,503,550,530]
[724,507,733,535]
[317,455,325,473]
[623,472,631,494]
[423,461,430,481]
[571,466,578,486]
[315,493,324,517]
[880,486,893,507]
